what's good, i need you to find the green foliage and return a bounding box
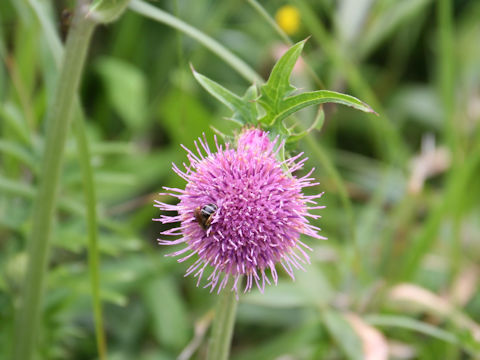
[193,39,375,140]
[96,57,147,131]
[322,310,363,360]
[258,40,304,115]
[143,276,190,349]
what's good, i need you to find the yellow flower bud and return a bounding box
[275,5,301,35]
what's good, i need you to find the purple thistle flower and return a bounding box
[154,128,326,294]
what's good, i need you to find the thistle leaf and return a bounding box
[261,90,376,126]
[192,67,257,125]
[258,39,307,120]
[241,84,258,123]
[192,40,375,136]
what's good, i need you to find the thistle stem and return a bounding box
[13,2,96,360]
[207,287,238,360]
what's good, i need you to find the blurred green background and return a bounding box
[1,0,480,359]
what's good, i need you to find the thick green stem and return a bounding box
[28,2,108,357]
[207,287,238,360]
[13,2,96,360]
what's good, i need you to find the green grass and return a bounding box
[1,0,480,359]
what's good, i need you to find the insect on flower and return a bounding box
[154,128,326,294]
[194,203,218,230]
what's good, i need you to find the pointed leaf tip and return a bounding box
[259,40,308,118]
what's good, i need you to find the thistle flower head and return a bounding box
[154,128,325,294]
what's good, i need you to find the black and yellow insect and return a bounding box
[194,204,218,230]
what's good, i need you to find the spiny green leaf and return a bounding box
[258,39,307,116]
[192,41,375,137]
[261,90,376,126]
[192,67,257,124]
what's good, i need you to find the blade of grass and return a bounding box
[399,139,480,281]
[28,0,62,60]
[13,2,97,359]
[128,0,262,84]
[72,108,107,359]
[365,315,459,344]
[438,0,461,283]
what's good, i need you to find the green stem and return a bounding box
[207,287,238,360]
[27,2,109,357]
[13,2,96,360]
[73,110,108,360]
